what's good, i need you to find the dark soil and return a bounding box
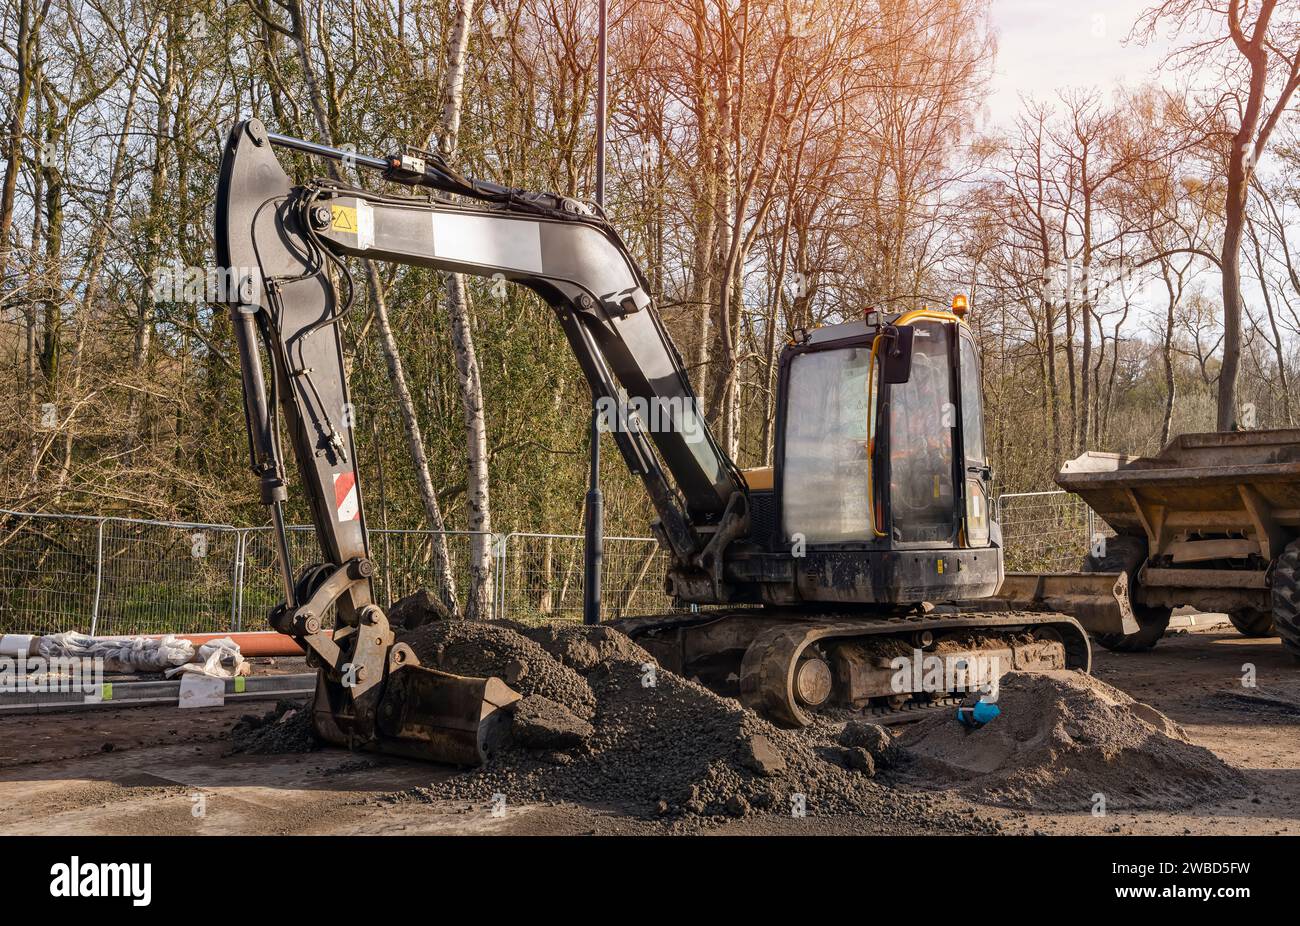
[228,596,1251,829]
[383,619,993,833]
[228,699,319,755]
[399,620,597,720]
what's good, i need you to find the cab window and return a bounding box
[959,331,990,545]
[959,334,986,464]
[782,346,875,543]
[888,322,955,543]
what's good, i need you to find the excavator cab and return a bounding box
[723,309,1001,608]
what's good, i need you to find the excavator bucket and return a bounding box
[311,650,521,766]
[377,663,521,765]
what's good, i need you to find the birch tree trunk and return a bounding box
[365,260,460,613]
[435,0,494,621]
[278,0,459,612]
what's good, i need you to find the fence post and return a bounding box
[237,529,257,632]
[89,518,105,636]
[231,530,244,633]
[493,533,508,621]
[496,530,512,619]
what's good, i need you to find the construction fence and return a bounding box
[0,491,1096,636]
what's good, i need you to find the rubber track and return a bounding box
[618,609,1091,728]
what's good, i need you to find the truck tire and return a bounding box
[1274,540,1300,659]
[1227,608,1275,638]
[1081,534,1171,653]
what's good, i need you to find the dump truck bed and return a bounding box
[1055,428,1300,545]
[990,429,1300,651]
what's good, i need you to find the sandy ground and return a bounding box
[1,620,1295,836]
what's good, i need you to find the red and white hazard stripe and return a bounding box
[333,471,359,522]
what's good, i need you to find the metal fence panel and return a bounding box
[0,494,1096,635]
[0,512,100,635]
[370,529,487,609]
[497,532,677,625]
[996,490,1099,572]
[95,520,242,636]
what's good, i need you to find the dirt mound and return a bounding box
[892,670,1249,811]
[387,588,454,629]
[390,620,990,833]
[521,623,653,672]
[229,699,318,755]
[399,620,597,720]
[511,695,593,749]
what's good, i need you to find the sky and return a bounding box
[983,0,1180,129]
[981,1,1223,331]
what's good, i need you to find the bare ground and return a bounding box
[1,620,1295,836]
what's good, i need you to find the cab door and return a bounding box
[886,320,958,544]
[957,330,990,546]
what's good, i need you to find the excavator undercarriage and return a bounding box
[616,609,1088,726]
[216,118,1090,765]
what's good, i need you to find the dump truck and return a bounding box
[1013,429,1300,656]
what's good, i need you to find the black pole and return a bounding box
[583,407,603,626]
[583,0,608,627]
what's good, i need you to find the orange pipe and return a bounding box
[85,631,333,657]
[161,631,330,657]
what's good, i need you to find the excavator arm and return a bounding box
[215,118,745,763]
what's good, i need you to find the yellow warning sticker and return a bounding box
[234,676,246,694]
[331,204,358,233]
[102,682,113,701]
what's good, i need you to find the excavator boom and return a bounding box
[215,119,745,762]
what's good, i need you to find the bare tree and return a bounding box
[1140,0,1300,429]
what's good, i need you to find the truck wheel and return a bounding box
[1274,540,1300,659]
[1227,608,1275,638]
[1081,534,1172,653]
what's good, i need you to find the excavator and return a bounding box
[216,118,1090,765]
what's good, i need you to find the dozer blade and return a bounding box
[311,646,520,766]
[992,571,1139,636]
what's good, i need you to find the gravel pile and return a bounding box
[399,620,597,720]
[229,699,318,755]
[223,602,1244,825]
[891,670,1250,811]
[235,593,1235,828]
[384,612,990,832]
